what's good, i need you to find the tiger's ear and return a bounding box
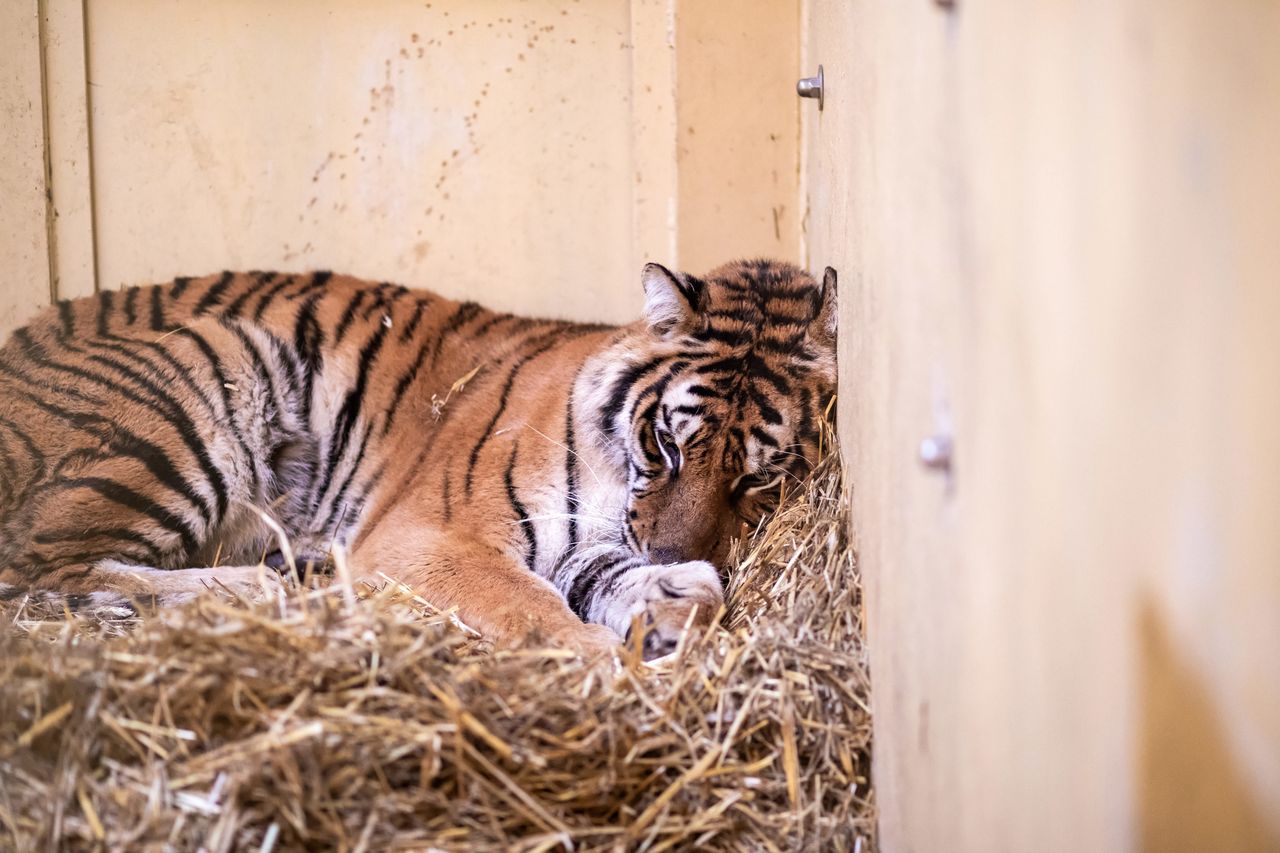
[642,263,704,337]
[811,266,838,349]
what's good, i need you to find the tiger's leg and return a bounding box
[565,551,725,660]
[0,561,287,611]
[350,525,620,656]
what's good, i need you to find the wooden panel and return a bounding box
[1,0,799,329]
[79,0,800,323]
[0,0,51,337]
[674,0,800,273]
[804,0,1280,851]
[84,0,643,322]
[43,0,97,300]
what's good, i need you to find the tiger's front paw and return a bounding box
[606,560,725,661]
[554,621,622,660]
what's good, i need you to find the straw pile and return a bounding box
[0,445,873,851]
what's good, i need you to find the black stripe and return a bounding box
[284,270,333,303]
[81,325,224,436]
[292,287,327,423]
[795,387,817,444]
[11,332,226,521]
[149,286,168,331]
[694,325,750,346]
[399,298,431,342]
[194,271,235,315]
[747,385,784,425]
[318,424,374,535]
[313,320,391,511]
[170,276,193,299]
[171,327,258,491]
[59,477,200,554]
[745,353,791,394]
[566,552,636,620]
[382,337,432,436]
[505,442,536,570]
[0,415,46,470]
[96,289,114,336]
[0,365,210,524]
[31,526,163,564]
[33,331,231,518]
[599,355,669,437]
[441,301,483,335]
[749,425,779,448]
[0,433,16,489]
[468,314,514,338]
[630,361,688,420]
[333,290,367,345]
[252,273,297,322]
[563,395,580,556]
[753,335,809,357]
[441,470,453,523]
[122,287,139,325]
[56,300,74,338]
[464,330,568,496]
[225,272,274,318]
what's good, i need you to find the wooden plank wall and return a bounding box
[0,1,52,333]
[803,1,1280,851]
[0,0,800,338]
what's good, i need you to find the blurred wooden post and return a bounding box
[0,1,52,334]
[804,0,1280,850]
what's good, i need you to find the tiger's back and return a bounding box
[0,272,604,587]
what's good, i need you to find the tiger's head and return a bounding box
[587,258,837,570]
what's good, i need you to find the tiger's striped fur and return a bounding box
[0,260,835,658]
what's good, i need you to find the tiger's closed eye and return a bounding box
[654,424,682,474]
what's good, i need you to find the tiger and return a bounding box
[0,259,836,659]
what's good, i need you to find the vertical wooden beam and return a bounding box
[42,0,97,300]
[0,0,52,337]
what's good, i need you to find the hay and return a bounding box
[0,444,873,851]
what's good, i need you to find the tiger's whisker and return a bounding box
[521,424,605,488]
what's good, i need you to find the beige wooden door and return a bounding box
[803,1,1280,851]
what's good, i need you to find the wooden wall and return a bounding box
[802,1,1280,851]
[6,1,1278,849]
[0,0,799,337]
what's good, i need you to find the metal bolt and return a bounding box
[919,434,953,473]
[797,65,824,111]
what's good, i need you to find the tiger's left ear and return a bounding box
[811,266,838,349]
[642,263,704,338]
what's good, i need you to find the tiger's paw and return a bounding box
[608,560,725,661]
[263,550,333,583]
[553,621,622,660]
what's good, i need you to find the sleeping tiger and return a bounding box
[0,259,835,659]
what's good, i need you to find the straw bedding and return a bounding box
[0,445,873,851]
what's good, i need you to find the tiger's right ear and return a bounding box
[642,263,704,338]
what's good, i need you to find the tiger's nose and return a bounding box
[649,545,687,565]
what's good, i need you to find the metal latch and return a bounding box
[797,65,824,111]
